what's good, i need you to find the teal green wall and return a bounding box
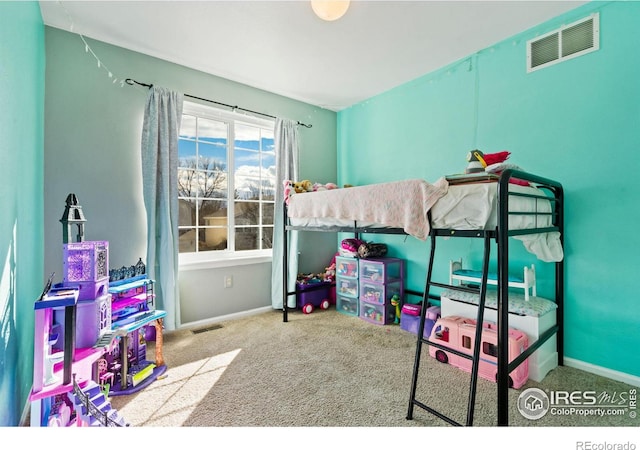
[338,1,640,378]
[0,2,45,426]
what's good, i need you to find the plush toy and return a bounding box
[283,180,293,205]
[312,182,338,192]
[293,180,313,194]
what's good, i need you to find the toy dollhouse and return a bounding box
[28,194,167,426]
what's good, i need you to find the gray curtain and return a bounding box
[141,86,184,331]
[271,118,300,309]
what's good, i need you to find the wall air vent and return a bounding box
[527,13,599,73]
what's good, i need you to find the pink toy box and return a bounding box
[401,304,441,337]
[428,315,529,389]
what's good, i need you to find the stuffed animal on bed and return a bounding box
[293,180,313,193]
[312,182,338,192]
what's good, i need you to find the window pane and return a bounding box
[178,228,197,253]
[178,198,197,227]
[263,226,273,249]
[235,123,260,150]
[261,152,275,172]
[262,203,274,225]
[261,178,275,201]
[235,227,258,251]
[179,115,197,139]
[234,201,259,226]
[198,142,227,170]
[235,176,261,200]
[198,117,227,144]
[198,228,227,251]
[178,139,197,161]
[178,168,200,198]
[261,129,274,152]
[196,171,228,199]
[199,199,227,227]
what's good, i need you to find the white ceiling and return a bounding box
[39,0,588,111]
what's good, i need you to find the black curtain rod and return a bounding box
[125,78,312,128]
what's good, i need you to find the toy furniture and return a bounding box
[449,258,536,301]
[281,169,564,426]
[104,275,167,395]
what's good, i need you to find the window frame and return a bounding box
[178,101,275,268]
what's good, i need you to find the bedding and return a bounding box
[286,177,563,262]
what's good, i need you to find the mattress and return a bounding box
[286,177,563,262]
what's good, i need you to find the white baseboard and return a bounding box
[177,306,273,332]
[564,357,640,388]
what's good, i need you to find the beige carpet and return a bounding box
[109,309,638,430]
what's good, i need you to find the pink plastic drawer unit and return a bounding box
[337,277,358,298]
[336,256,358,278]
[63,241,109,283]
[296,281,332,314]
[337,294,359,316]
[360,281,402,305]
[359,258,403,284]
[360,301,396,325]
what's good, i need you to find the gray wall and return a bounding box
[44,26,337,327]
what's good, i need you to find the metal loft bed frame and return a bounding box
[281,169,564,426]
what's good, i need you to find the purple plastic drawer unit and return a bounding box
[360,301,395,325]
[296,281,332,314]
[63,241,109,283]
[359,258,403,284]
[337,294,359,316]
[360,281,402,305]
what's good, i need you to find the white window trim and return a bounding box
[178,100,275,267]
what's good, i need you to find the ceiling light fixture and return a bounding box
[311,1,350,22]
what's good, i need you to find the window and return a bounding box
[178,102,275,261]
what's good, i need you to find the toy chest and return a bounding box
[337,294,359,316]
[63,241,109,283]
[296,281,332,310]
[401,304,441,337]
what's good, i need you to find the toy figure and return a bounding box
[390,294,401,324]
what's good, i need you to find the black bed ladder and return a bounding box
[406,229,495,426]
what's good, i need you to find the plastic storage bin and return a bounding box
[337,294,359,316]
[360,301,396,325]
[336,256,359,278]
[360,281,402,305]
[337,277,358,298]
[359,257,403,284]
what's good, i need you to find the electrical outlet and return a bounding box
[224,275,233,288]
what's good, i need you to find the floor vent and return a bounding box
[527,13,599,73]
[191,324,223,334]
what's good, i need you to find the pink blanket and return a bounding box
[287,178,449,240]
